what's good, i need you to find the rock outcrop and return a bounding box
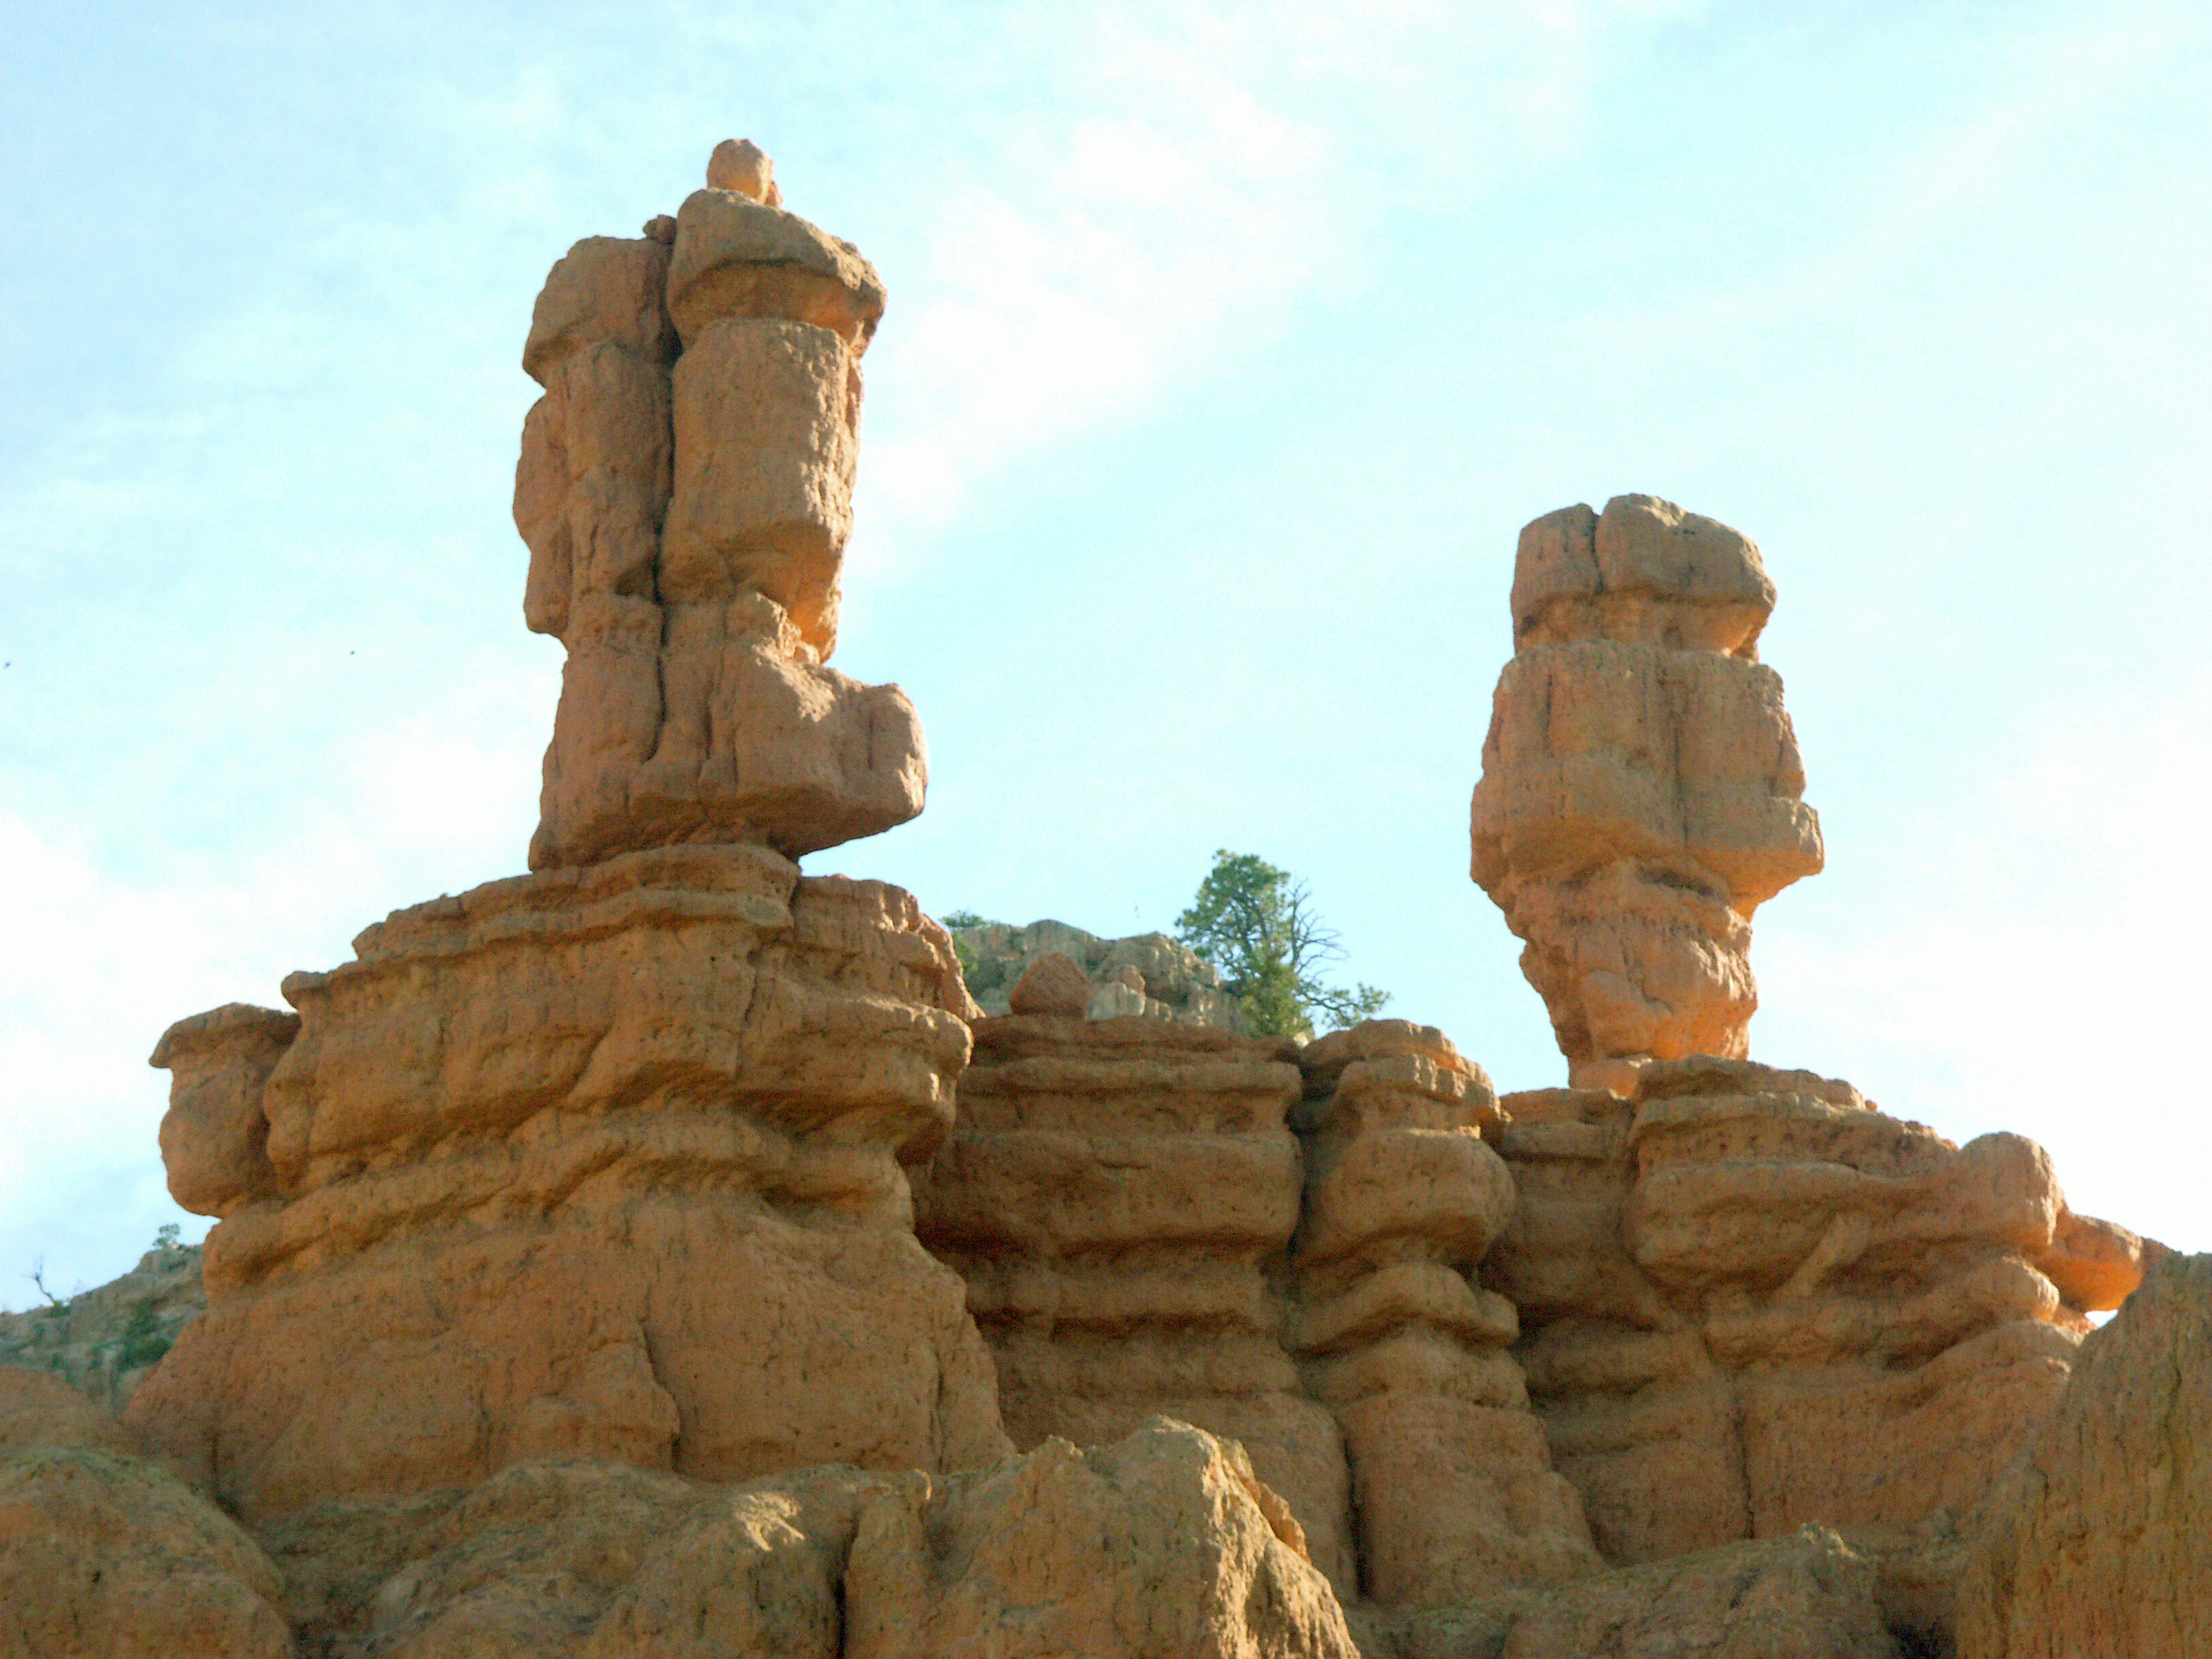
[912,1010,1358,1587]
[916,1014,1601,1608]
[1486,1059,2119,1570]
[41,151,2196,1659]
[131,844,1007,1521]
[260,1419,1355,1659]
[517,143,922,870]
[0,1366,293,1659]
[1470,496,1823,1093]
[124,147,1012,1531]
[952,916,1247,1027]
[0,1242,206,1414]
[1957,1251,2210,1659]
[1291,1022,1599,1606]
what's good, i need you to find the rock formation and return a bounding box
[952,916,1247,1027]
[0,1367,293,1659]
[124,150,1008,1527]
[0,1240,205,1413]
[1484,1058,2131,1572]
[1291,1022,1599,1606]
[916,1012,1601,1607]
[130,844,1008,1523]
[515,137,921,870]
[1469,495,1823,1094]
[1957,1250,2209,1659]
[21,154,2198,1659]
[912,1005,1357,1585]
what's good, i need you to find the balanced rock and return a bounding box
[517,143,919,870]
[1471,495,1823,1091]
[1486,1059,2118,1568]
[129,844,1008,1521]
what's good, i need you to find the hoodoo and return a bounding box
[2,147,2196,1659]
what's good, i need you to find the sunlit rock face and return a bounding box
[513,149,921,872]
[1470,494,1823,1094]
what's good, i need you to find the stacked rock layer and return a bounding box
[1470,495,1823,1092]
[916,998,1601,1605]
[130,845,1010,1520]
[1486,1058,2138,1567]
[1290,1022,1601,1607]
[911,994,1357,1586]
[516,143,923,869]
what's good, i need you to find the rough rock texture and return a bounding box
[130,842,1009,1522]
[1486,1059,2109,1571]
[911,1012,1361,1589]
[1957,1251,2211,1659]
[0,1366,293,1659]
[0,1243,207,1414]
[1470,496,1823,1091]
[257,1421,1357,1659]
[952,916,1248,1027]
[1499,1527,1900,1659]
[518,145,921,870]
[1291,1022,1600,1606]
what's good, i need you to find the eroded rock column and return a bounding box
[128,146,1007,1522]
[517,141,924,870]
[1290,1022,1600,1605]
[1469,495,1823,1093]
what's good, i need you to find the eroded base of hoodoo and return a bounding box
[1486,1058,2142,1570]
[127,843,1009,1521]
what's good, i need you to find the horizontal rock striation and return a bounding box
[129,843,1009,1521]
[1291,1022,1602,1607]
[910,1009,1359,1589]
[1486,1059,2127,1569]
[1471,495,1823,1092]
[518,150,921,870]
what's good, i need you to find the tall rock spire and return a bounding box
[515,141,923,870]
[1469,494,1823,1092]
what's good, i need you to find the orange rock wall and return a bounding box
[131,844,1009,1521]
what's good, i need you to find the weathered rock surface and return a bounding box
[912,1011,1360,1589]
[259,1421,1357,1659]
[1486,1059,2108,1570]
[1471,495,1823,1090]
[1956,1251,2211,1659]
[0,1366,292,1659]
[1499,1526,1900,1659]
[519,143,921,871]
[1292,1022,1600,1606]
[951,915,1246,1027]
[130,842,1008,1522]
[0,1243,207,1415]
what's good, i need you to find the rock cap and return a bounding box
[1512,494,1777,656]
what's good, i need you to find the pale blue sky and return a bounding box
[5,0,2209,1304]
